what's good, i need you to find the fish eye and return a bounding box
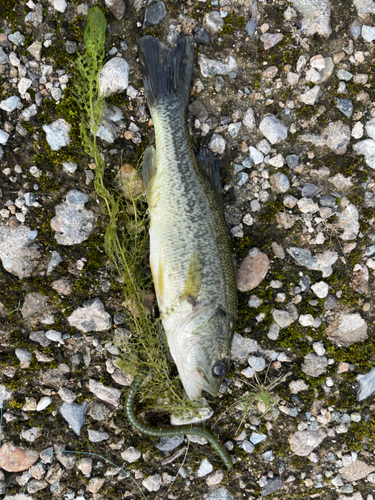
[212,360,228,379]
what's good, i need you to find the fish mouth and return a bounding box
[182,371,220,400]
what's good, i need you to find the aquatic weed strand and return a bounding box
[125,374,233,469]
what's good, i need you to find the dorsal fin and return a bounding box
[195,148,223,209]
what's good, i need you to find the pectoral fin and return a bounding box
[142,145,156,191]
[182,251,205,304]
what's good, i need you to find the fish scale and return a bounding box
[138,35,237,400]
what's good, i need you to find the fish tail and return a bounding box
[137,35,194,109]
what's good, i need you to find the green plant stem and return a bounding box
[125,374,233,469]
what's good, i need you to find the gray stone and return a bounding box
[105,0,126,19]
[27,41,42,61]
[354,0,375,17]
[99,58,130,97]
[289,429,327,456]
[259,115,288,144]
[270,173,290,193]
[0,48,9,64]
[198,54,238,78]
[365,118,375,140]
[300,121,350,155]
[260,33,284,50]
[242,108,256,130]
[197,458,213,477]
[326,313,368,347]
[311,281,329,298]
[65,41,77,54]
[203,11,223,34]
[245,19,257,37]
[249,146,264,165]
[300,86,320,105]
[261,450,275,461]
[47,251,63,275]
[142,474,162,492]
[59,402,88,435]
[121,447,141,463]
[37,397,52,411]
[0,129,9,145]
[58,387,76,404]
[88,379,121,406]
[291,0,331,37]
[0,385,13,404]
[301,353,328,377]
[336,99,353,118]
[50,190,94,245]
[287,247,338,277]
[29,331,52,348]
[230,333,259,363]
[62,161,78,174]
[267,322,280,340]
[272,310,294,328]
[25,4,43,26]
[8,31,25,46]
[357,367,375,400]
[362,25,375,42]
[228,122,241,137]
[194,27,211,45]
[248,356,266,372]
[88,429,109,442]
[250,432,267,445]
[204,487,234,500]
[43,119,71,151]
[286,154,299,168]
[0,96,21,113]
[45,329,62,342]
[242,440,254,453]
[19,104,38,121]
[209,133,226,154]
[337,69,353,81]
[0,225,43,278]
[336,204,359,240]
[144,1,166,26]
[68,298,112,332]
[261,476,282,496]
[156,435,184,454]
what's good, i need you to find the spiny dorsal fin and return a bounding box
[195,148,223,209]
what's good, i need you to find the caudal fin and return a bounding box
[137,36,194,109]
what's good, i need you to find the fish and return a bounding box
[137,35,237,400]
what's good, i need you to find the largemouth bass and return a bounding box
[137,36,237,400]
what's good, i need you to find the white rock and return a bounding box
[68,298,112,333]
[259,115,288,144]
[209,133,226,154]
[311,281,329,298]
[362,25,375,42]
[0,96,21,112]
[99,58,130,97]
[352,121,364,139]
[53,0,67,12]
[242,108,256,129]
[43,119,71,151]
[0,129,10,145]
[299,86,320,105]
[365,118,375,140]
[249,146,264,164]
[197,458,213,477]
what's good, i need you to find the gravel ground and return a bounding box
[2,0,375,499]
